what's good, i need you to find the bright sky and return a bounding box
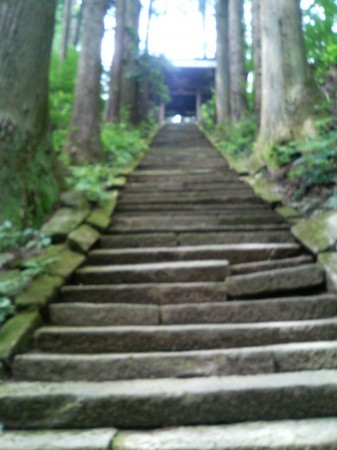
[101,0,333,69]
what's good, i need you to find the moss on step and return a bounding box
[86,191,118,231]
[59,190,90,209]
[292,212,337,254]
[69,224,100,253]
[276,206,301,222]
[318,252,337,292]
[0,271,30,297]
[15,274,64,311]
[42,207,90,242]
[0,311,42,365]
[242,175,283,204]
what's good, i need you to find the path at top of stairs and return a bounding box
[1,124,336,450]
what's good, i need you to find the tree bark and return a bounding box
[255,0,323,167]
[120,0,141,125]
[215,0,230,124]
[228,0,247,122]
[66,0,108,164]
[0,0,58,226]
[251,0,262,125]
[60,0,74,60]
[71,0,85,48]
[104,0,126,122]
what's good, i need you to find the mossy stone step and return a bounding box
[113,419,337,450]
[13,341,337,382]
[74,260,229,284]
[60,282,227,305]
[1,371,336,429]
[88,243,302,265]
[33,318,337,353]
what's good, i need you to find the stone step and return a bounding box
[34,318,337,353]
[88,243,303,265]
[13,341,337,382]
[98,231,295,248]
[230,255,313,275]
[117,194,265,205]
[1,371,336,429]
[109,213,284,230]
[113,419,337,450]
[60,282,227,305]
[49,294,337,327]
[74,260,229,285]
[0,429,117,450]
[109,224,289,234]
[224,264,325,298]
[116,203,271,212]
[124,182,251,191]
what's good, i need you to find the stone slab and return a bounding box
[319,252,337,292]
[242,175,283,204]
[99,233,178,249]
[88,244,302,266]
[50,303,159,326]
[60,282,227,305]
[42,208,89,242]
[34,318,337,353]
[60,190,90,209]
[86,191,118,231]
[75,260,229,284]
[224,264,324,298]
[69,224,100,254]
[0,371,336,428]
[0,311,42,365]
[230,255,313,275]
[13,341,337,382]
[113,418,337,450]
[0,429,117,450]
[292,211,337,254]
[15,274,64,311]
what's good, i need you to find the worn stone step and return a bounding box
[109,224,289,234]
[88,243,303,265]
[98,231,295,248]
[124,182,251,192]
[60,282,227,305]
[224,264,325,298]
[1,371,337,429]
[0,429,117,450]
[230,255,313,275]
[116,203,271,212]
[74,260,229,285]
[109,213,284,230]
[113,419,337,450]
[34,318,337,353]
[50,294,337,327]
[13,341,337,382]
[117,194,265,205]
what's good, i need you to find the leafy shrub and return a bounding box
[0,221,51,253]
[0,297,15,324]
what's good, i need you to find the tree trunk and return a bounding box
[228,0,247,122]
[251,0,262,125]
[255,0,323,168]
[104,0,126,122]
[71,0,85,48]
[215,0,230,124]
[60,0,74,60]
[144,0,154,54]
[120,0,141,125]
[0,0,58,226]
[66,0,107,164]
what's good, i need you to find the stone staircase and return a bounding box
[0,124,337,449]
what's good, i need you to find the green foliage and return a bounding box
[216,118,257,158]
[0,297,15,324]
[49,49,78,153]
[137,54,171,104]
[102,122,148,166]
[302,0,337,80]
[201,94,216,131]
[0,221,51,253]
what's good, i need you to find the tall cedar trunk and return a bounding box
[144,0,154,53]
[120,0,141,125]
[0,0,58,226]
[71,0,85,48]
[251,0,262,125]
[255,0,323,167]
[104,0,126,122]
[215,0,230,124]
[66,0,107,164]
[228,0,247,122]
[60,0,74,60]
